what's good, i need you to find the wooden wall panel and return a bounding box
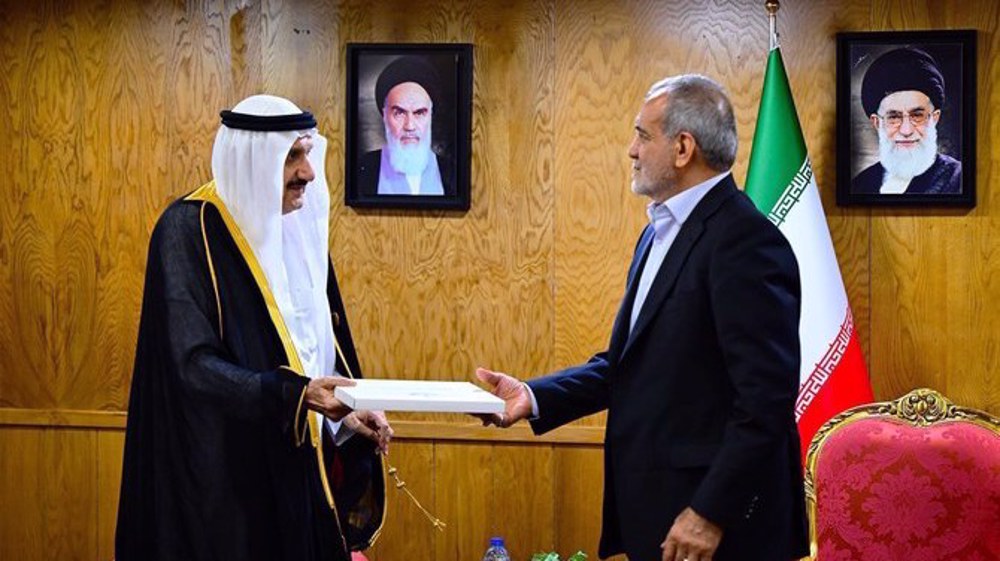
[1,426,605,561]
[3,0,997,415]
[0,2,81,409]
[0,427,98,561]
[97,430,125,561]
[0,0,248,411]
[75,0,177,412]
[433,442,494,559]
[554,446,625,561]
[552,0,647,398]
[326,0,558,428]
[865,0,1000,412]
[492,443,555,560]
[366,442,437,560]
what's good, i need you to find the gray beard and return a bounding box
[385,123,432,176]
[877,120,938,180]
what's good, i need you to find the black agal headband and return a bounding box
[219,110,317,131]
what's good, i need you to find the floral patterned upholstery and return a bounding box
[804,388,1000,561]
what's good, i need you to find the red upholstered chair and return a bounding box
[804,388,1000,561]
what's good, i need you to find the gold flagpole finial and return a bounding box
[765,0,780,50]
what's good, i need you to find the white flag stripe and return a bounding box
[773,160,850,387]
[795,306,854,419]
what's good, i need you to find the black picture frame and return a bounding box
[345,43,473,211]
[836,30,976,207]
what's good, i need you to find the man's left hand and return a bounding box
[343,410,393,454]
[661,507,723,561]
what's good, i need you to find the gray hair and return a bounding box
[645,74,737,172]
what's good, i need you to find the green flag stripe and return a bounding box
[767,158,813,228]
[745,48,807,214]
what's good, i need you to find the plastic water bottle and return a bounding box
[482,536,511,561]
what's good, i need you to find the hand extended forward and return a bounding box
[474,367,533,428]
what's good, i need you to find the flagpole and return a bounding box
[766,0,780,50]
[748,0,875,464]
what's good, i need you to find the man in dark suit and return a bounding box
[476,75,808,561]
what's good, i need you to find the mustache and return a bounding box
[286,178,308,188]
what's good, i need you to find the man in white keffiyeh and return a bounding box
[117,94,389,561]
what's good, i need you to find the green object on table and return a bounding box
[530,551,587,561]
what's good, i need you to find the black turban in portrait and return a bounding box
[861,47,945,116]
[374,56,441,114]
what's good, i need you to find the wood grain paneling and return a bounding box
[329,0,558,425]
[97,430,125,561]
[554,446,625,561]
[552,0,646,398]
[433,442,494,560]
[3,0,1000,560]
[4,0,995,416]
[367,441,437,561]
[0,423,605,561]
[0,0,242,412]
[865,0,1000,413]
[492,443,555,560]
[0,427,98,561]
[0,407,610,443]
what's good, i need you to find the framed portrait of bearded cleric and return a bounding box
[345,43,473,211]
[836,30,976,207]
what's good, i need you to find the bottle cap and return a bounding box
[490,537,505,547]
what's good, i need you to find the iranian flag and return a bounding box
[745,45,873,462]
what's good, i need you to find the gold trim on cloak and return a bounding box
[185,181,352,550]
[187,180,415,549]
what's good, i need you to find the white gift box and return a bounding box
[334,379,505,414]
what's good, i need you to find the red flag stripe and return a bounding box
[796,328,873,462]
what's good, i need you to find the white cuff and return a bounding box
[325,418,355,446]
[524,382,540,420]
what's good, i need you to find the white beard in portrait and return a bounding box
[385,121,433,176]
[877,118,938,180]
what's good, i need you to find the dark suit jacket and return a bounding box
[528,176,809,561]
[852,153,961,195]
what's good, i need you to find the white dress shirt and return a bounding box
[629,171,729,332]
